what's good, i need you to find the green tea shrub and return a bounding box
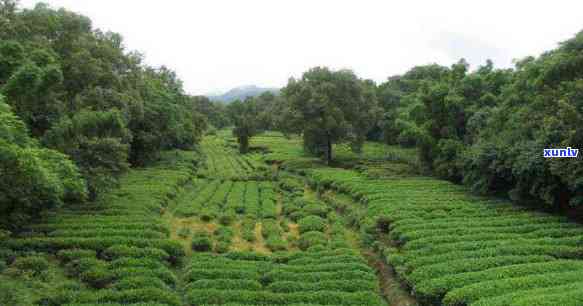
[177,227,192,239]
[191,232,212,252]
[218,213,235,225]
[298,231,327,251]
[11,256,50,276]
[266,236,287,252]
[57,249,97,263]
[111,276,170,291]
[303,203,329,218]
[112,267,177,287]
[80,266,115,288]
[298,216,326,233]
[66,258,107,277]
[101,245,169,262]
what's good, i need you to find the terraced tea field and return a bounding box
[0,142,395,305]
[0,151,195,305]
[4,131,581,305]
[253,132,583,306]
[163,135,391,305]
[198,136,269,180]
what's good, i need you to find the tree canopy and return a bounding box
[0,0,207,222]
[281,67,380,164]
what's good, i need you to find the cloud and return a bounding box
[430,32,512,69]
[17,0,583,95]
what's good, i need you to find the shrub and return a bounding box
[214,242,230,253]
[218,213,235,225]
[101,245,170,262]
[241,218,256,242]
[80,266,115,288]
[111,276,170,291]
[214,227,234,242]
[108,258,165,269]
[186,269,260,283]
[298,231,328,251]
[74,288,181,306]
[443,269,583,306]
[298,216,327,233]
[223,251,271,262]
[0,282,24,306]
[57,249,96,263]
[112,267,177,287]
[186,289,384,305]
[186,279,262,291]
[200,209,215,222]
[289,210,307,222]
[11,256,50,276]
[261,219,282,239]
[415,260,583,305]
[177,227,191,239]
[66,258,107,277]
[191,232,212,252]
[265,236,287,252]
[303,203,329,218]
[267,279,377,293]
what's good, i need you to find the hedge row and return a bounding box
[302,166,583,305]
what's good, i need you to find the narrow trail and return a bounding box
[315,186,418,306]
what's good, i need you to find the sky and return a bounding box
[19,0,583,95]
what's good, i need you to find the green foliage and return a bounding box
[298,216,327,234]
[102,245,170,262]
[459,34,583,209]
[192,96,231,129]
[191,231,212,252]
[0,98,87,228]
[303,165,583,305]
[230,98,258,154]
[0,2,207,217]
[80,266,114,289]
[177,227,192,239]
[43,109,131,198]
[298,231,327,251]
[56,249,96,263]
[11,256,49,277]
[0,96,32,147]
[373,31,583,211]
[281,67,381,163]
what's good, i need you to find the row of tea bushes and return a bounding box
[174,180,278,221]
[183,251,384,306]
[1,151,199,305]
[198,137,269,181]
[304,167,583,305]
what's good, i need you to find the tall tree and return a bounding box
[281,67,380,164]
[229,98,257,154]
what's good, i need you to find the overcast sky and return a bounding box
[19,0,583,95]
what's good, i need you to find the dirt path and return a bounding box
[253,222,272,254]
[362,249,417,306]
[317,188,418,306]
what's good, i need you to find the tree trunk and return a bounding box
[326,136,332,165]
[239,136,249,154]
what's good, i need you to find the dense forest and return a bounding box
[2,1,583,305]
[0,0,207,229]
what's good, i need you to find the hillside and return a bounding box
[2,1,583,305]
[207,85,280,103]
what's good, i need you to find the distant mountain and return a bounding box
[207,85,280,103]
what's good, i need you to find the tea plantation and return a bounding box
[3,131,583,305]
[253,132,583,306]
